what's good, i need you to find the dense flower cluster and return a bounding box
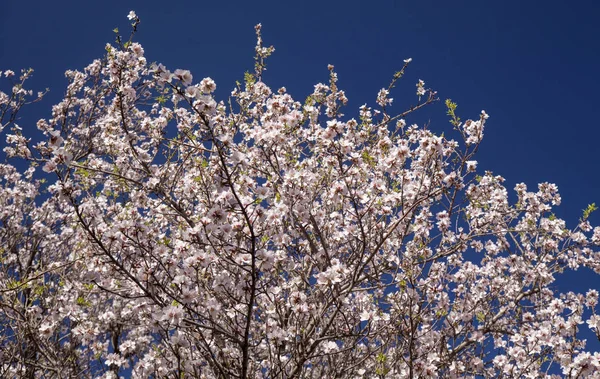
[1,12,599,378]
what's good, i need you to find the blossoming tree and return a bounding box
[1,12,600,378]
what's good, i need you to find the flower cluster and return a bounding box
[0,11,599,379]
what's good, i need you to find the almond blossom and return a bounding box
[0,11,599,379]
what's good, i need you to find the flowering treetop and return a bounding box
[1,11,599,378]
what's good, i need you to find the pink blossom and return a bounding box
[173,69,193,86]
[199,77,216,93]
[162,305,183,325]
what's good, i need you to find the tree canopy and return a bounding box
[1,13,599,378]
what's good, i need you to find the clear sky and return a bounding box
[2,0,599,353]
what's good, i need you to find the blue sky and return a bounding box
[2,0,599,354]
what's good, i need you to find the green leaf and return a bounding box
[33,285,46,296]
[75,167,90,178]
[76,296,91,307]
[583,203,598,220]
[244,71,256,86]
[7,279,21,290]
[445,99,461,127]
[361,151,376,167]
